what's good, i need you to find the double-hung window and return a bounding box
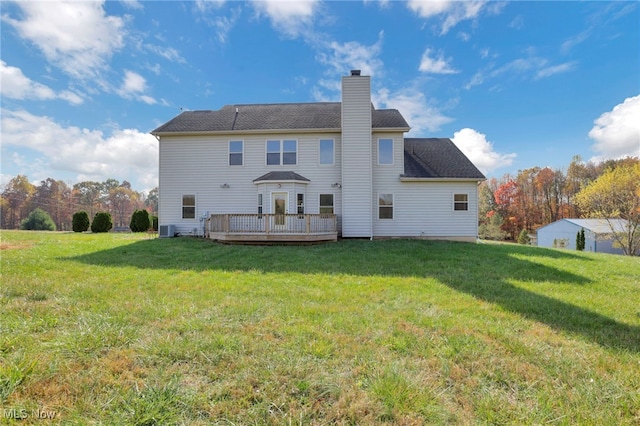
[319,194,334,214]
[266,140,297,165]
[319,139,335,165]
[229,141,243,165]
[378,193,393,219]
[297,194,304,214]
[182,195,195,219]
[454,194,469,211]
[378,138,393,165]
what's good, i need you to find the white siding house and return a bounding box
[536,218,631,255]
[151,71,485,242]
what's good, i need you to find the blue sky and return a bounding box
[1,0,639,191]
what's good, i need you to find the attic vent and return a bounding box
[350,70,361,76]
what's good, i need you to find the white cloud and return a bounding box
[451,128,516,174]
[407,0,453,18]
[374,87,453,135]
[117,70,157,104]
[317,31,385,77]
[467,53,577,90]
[588,95,640,161]
[407,0,489,35]
[535,61,577,79]
[419,48,459,74]
[2,1,124,79]
[1,109,158,190]
[0,61,83,105]
[144,44,186,63]
[251,0,320,37]
[195,0,226,12]
[120,0,143,10]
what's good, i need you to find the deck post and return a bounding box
[306,215,311,234]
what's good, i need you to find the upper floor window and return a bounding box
[319,139,335,165]
[454,194,469,211]
[267,139,297,165]
[182,195,195,219]
[229,141,243,166]
[378,138,393,165]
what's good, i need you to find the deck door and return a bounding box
[271,192,288,227]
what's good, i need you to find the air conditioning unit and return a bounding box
[159,224,175,238]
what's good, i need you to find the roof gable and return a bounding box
[402,138,485,180]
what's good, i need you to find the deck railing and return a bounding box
[207,213,337,235]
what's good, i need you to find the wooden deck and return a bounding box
[206,214,338,243]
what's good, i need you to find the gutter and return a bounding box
[150,126,410,138]
[399,176,486,182]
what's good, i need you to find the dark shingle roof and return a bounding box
[403,138,485,180]
[151,103,409,134]
[253,171,310,182]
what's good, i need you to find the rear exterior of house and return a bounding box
[536,218,628,254]
[151,71,485,242]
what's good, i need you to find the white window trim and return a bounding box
[266,139,298,166]
[319,138,335,166]
[453,193,469,212]
[377,138,394,165]
[319,193,334,214]
[229,140,244,166]
[378,193,394,220]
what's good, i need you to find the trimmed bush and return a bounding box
[130,209,151,232]
[21,208,56,231]
[576,228,586,251]
[72,211,91,233]
[517,229,531,245]
[91,212,113,233]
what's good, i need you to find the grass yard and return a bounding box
[1,230,639,425]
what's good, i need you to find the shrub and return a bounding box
[576,228,586,251]
[72,211,91,233]
[20,208,56,231]
[517,229,531,245]
[151,215,158,232]
[130,209,151,232]
[91,212,113,233]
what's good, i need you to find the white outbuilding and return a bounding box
[536,218,630,255]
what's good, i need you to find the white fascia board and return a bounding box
[253,180,310,185]
[151,128,342,137]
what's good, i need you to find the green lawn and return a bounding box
[1,230,639,425]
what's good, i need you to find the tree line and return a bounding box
[479,155,639,254]
[2,155,638,253]
[1,176,158,231]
